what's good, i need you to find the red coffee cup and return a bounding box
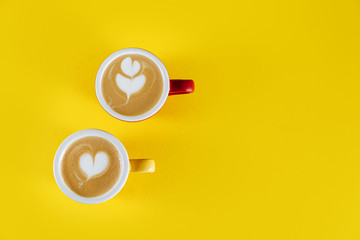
[95,48,194,121]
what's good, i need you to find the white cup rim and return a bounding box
[53,129,130,204]
[95,48,170,122]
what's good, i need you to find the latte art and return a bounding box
[101,54,164,116]
[116,57,146,103]
[79,152,109,180]
[61,136,121,197]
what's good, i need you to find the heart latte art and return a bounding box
[101,54,164,116]
[79,152,109,179]
[61,136,121,197]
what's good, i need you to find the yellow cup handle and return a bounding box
[129,159,155,173]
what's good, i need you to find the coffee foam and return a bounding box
[116,56,146,103]
[61,136,121,197]
[101,54,164,116]
[79,152,109,180]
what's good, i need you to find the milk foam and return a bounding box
[79,152,109,179]
[116,57,146,102]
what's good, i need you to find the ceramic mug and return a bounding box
[53,129,154,204]
[95,48,194,122]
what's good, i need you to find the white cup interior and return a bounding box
[95,48,170,122]
[53,129,130,204]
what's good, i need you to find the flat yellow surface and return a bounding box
[1,0,360,239]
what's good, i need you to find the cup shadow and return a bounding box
[110,128,181,202]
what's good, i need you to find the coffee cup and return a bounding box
[95,48,194,121]
[53,129,154,204]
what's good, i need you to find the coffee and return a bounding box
[101,54,164,116]
[61,136,121,197]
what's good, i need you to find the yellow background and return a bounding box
[1,0,360,239]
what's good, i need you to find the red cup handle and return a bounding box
[169,79,195,95]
